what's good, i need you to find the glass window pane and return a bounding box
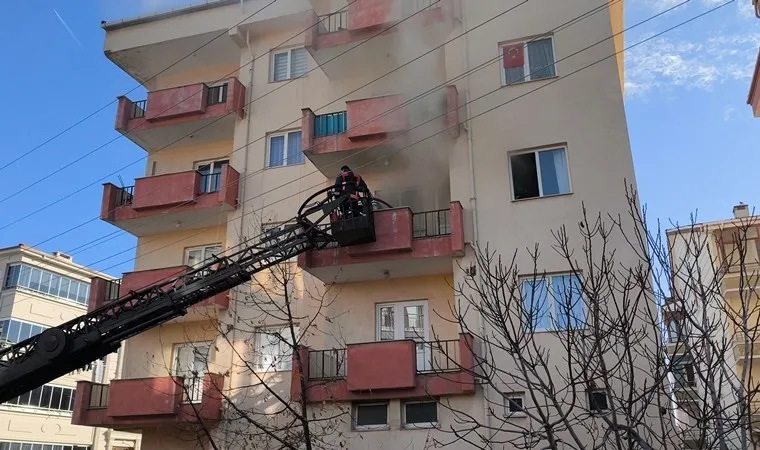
[49,274,62,297]
[405,401,437,424]
[8,320,20,343]
[29,268,42,291]
[19,389,32,406]
[5,265,20,288]
[67,282,79,301]
[286,131,303,165]
[522,279,550,329]
[39,271,52,294]
[29,387,43,407]
[41,386,52,407]
[60,388,72,411]
[50,387,62,410]
[268,136,285,167]
[10,443,21,450]
[356,404,387,426]
[19,265,31,286]
[290,48,308,77]
[59,278,70,300]
[76,282,88,304]
[510,152,539,199]
[538,148,570,196]
[19,322,31,341]
[0,320,8,342]
[527,38,556,80]
[273,51,289,81]
[20,444,31,450]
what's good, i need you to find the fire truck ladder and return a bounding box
[0,187,378,404]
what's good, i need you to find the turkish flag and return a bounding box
[503,44,524,69]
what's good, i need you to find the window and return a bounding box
[504,393,525,416]
[667,318,683,344]
[520,273,585,331]
[500,36,556,86]
[0,442,90,450]
[207,82,228,105]
[267,131,304,168]
[185,244,223,269]
[672,355,696,388]
[4,264,90,306]
[271,47,309,81]
[510,146,570,200]
[353,402,388,430]
[253,325,299,372]
[173,343,211,403]
[377,301,430,372]
[3,384,76,413]
[195,159,229,193]
[587,389,609,413]
[402,400,438,428]
[0,319,48,345]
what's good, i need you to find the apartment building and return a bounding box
[68,0,660,448]
[664,203,760,448]
[0,245,140,450]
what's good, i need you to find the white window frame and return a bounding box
[508,146,572,201]
[402,399,439,429]
[172,342,212,403]
[352,401,389,431]
[184,244,223,269]
[253,325,299,373]
[266,130,304,168]
[499,35,557,86]
[270,47,309,82]
[519,272,585,332]
[504,392,526,417]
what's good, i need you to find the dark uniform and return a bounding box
[333,166,369,218]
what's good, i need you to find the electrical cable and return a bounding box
[0,0,286,174]
[92,0,726,275]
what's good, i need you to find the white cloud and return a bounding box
[724,104,736,120]
[638,0,756,19]
[624,32,760,97]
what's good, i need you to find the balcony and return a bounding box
[100,165,240,237]
[298,201,464,283]
[749,48,760,118]
[304,0,459,78]
[72,373,223,431]
[115,78,246,153]
[301,87,459,177]
[292,334,475,403]
[86,267,230,320]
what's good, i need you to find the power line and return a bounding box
[0,0,432,222]
[0,0,285,174]
[92,0,722,274]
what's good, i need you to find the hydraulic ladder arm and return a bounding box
[0,187,369,404]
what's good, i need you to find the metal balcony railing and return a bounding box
[89,383,109,409]
[413,209,451,238]
[308,348,346,380]
[317,10,348,34]
[314,111,347,137]
[417,339,461,374]
[115,186,134,207]
[182,376,204,403]
[131,100,146,119]
[207,84,228,106]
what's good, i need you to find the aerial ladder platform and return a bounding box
[0,186,385,404]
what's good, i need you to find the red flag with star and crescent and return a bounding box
[503,44,524,69]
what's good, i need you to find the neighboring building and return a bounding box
[748,1,759,117]
[664,203,760,448]
[69,0,661,448]
[0,245,140,450]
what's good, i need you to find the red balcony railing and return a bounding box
[72,373,224,431]
[86,266,230,315]
[114,77,246,152]
[301,86,459,176]
[100,165,239,236]
[291,334,475,403]
[297,201,464,283]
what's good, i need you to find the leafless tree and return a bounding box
[419,186,760,450]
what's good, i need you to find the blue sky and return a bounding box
[0,0,757,278]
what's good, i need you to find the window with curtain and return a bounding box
[510,146,570,200]
[0,442,90,450]
[520,273,585,331]
[0,319,48,344]
[184,244,222,269]
[500,36,556,86]
[267,131,304,168]
[271,48,309,82]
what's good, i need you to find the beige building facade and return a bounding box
[0,245,140,450]
[67,0,666,449]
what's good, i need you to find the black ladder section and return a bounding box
[0,187,377,404]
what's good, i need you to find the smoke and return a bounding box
[367,0,455,212]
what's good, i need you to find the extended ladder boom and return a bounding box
[0,188,358,404]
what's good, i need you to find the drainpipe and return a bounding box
[459,3,492,446]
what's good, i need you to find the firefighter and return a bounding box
[333,165,369,218]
